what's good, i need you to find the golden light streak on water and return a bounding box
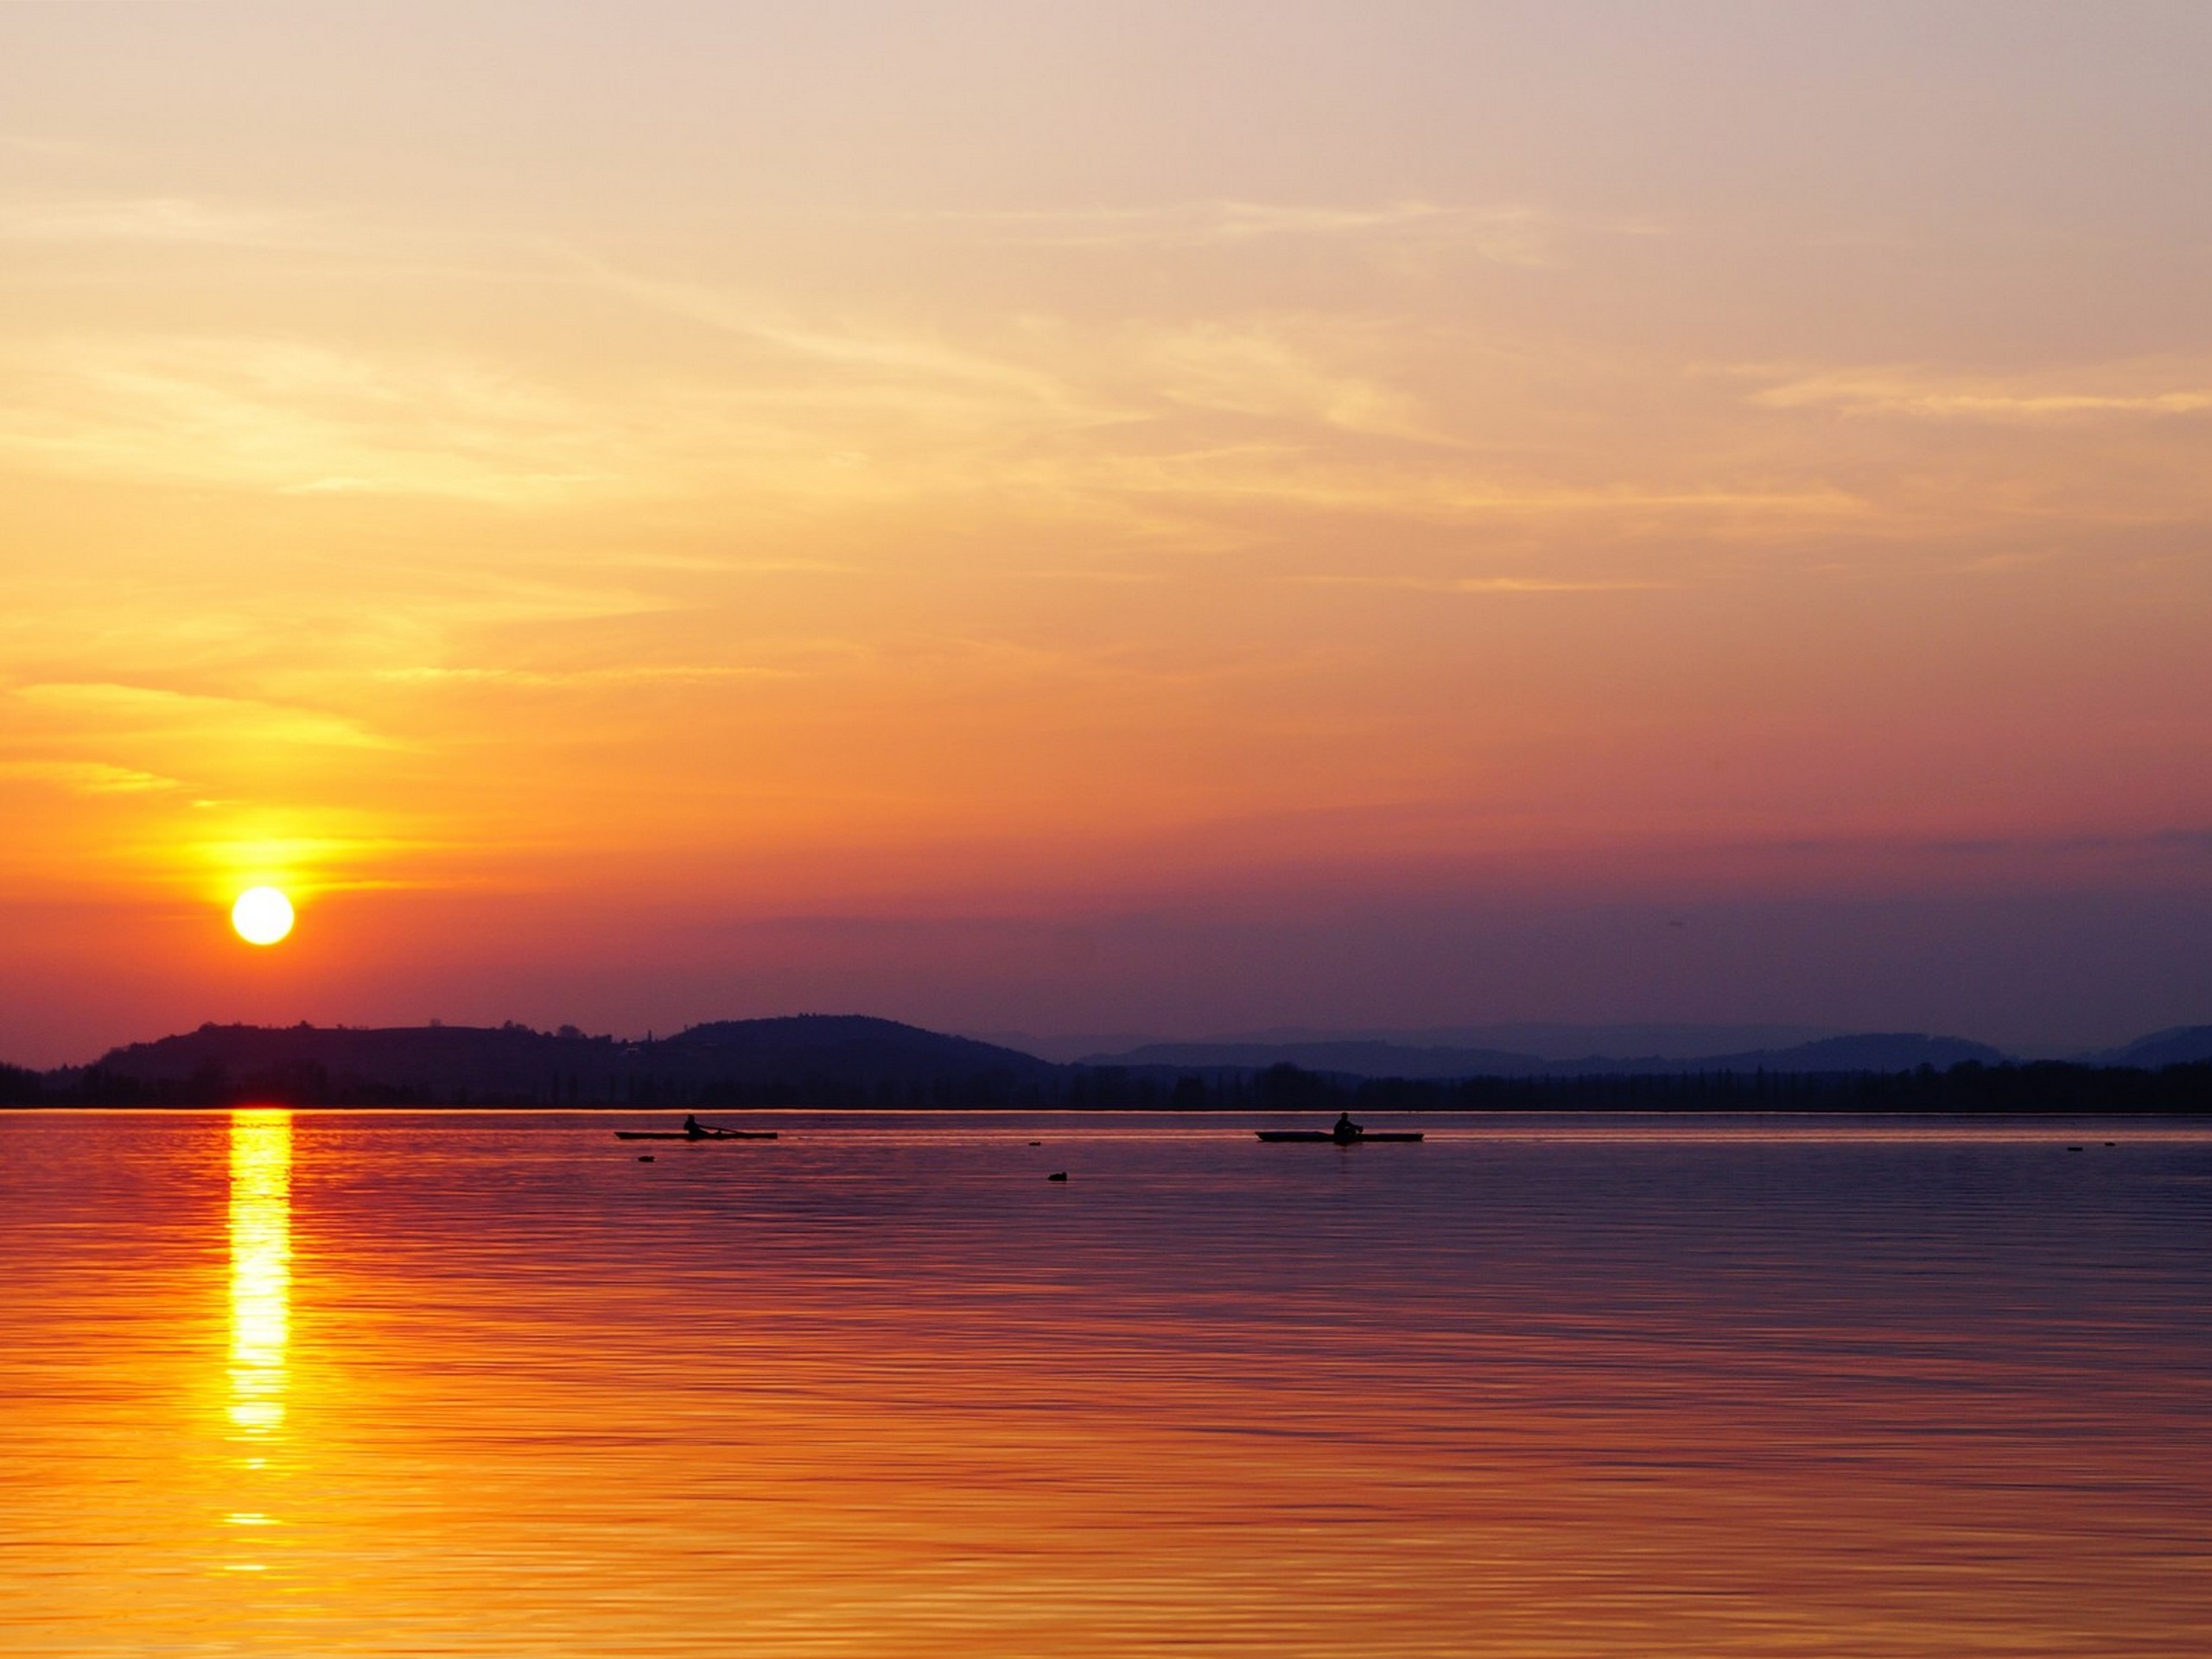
[226,1110,290,1437]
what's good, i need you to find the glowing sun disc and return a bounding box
[232,887,296,947]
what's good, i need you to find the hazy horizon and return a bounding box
[14,1001,2205,1077]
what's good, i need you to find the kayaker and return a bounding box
[1332,1110,1363,1141]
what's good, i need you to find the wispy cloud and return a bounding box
[559,255,1117,419]
[918,199,1647,266]
[0,219,1877,547]
[0,317,1878,549]
[0,195,295,247]
[0,337,644,502]
[0,760,181,794]
[1080,447,1866,525]
[14,682,396,753]
[185,830,453,891]
[1289,574,1671,594]
[1135,323,1454,443]
[1747,364,2212,421]
[375,664,795,688]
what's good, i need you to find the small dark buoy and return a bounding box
[638,1154,655,1162]
[2066,1145,2083,1152]
[2105,1141,2116,1147]
[1047,1170,1068,1182]
[1028,1141,1041,1147]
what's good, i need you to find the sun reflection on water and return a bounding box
[227,1110,290,1436]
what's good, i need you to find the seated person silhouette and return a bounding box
[1332,1110,1363,1142]
[683,1114,706,1139]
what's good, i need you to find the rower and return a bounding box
[1332,1110,1363,1141]
[683,1114,705,1139]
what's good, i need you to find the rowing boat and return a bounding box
[1255,1130,1423,1143]
[613,1129,779,1141]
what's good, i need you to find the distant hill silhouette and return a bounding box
[8,1014,2208,1111]
[996,1022,1842,1065]
[658,1016,1058,1089]
[68,1014,1058,1108]
[1087,1039,1553,1078]
[2082,1026,2212,1070]
[1618,1033,2012,1075]
[1082,1031,2008,1079]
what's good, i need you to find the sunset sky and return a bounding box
[4,2,2210,1065]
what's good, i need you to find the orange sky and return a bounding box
[4,4,2211,1063]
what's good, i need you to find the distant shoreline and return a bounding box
[8,1073,2209,1116]
[6,1015,2208,1115]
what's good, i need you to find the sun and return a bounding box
[231,887,296,947]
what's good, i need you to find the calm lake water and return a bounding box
[3,1109,2209,1656]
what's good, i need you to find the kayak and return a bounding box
[1255,1130,1424,1143]
[613,1129,779,1141]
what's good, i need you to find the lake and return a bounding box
[3,1109,2209,1656]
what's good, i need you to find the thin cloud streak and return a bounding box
[911,198,1662,266]
[1290,574,1672,594]
[0,195,296,247]
[12,682,397,753]
[1749,364,2212,421]
[374,664,798,688]
[0,337,646,503]
[0,760,181,795]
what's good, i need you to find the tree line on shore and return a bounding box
[6,1055,2209,1112]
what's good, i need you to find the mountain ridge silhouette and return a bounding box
[5,1012,2206,1109]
